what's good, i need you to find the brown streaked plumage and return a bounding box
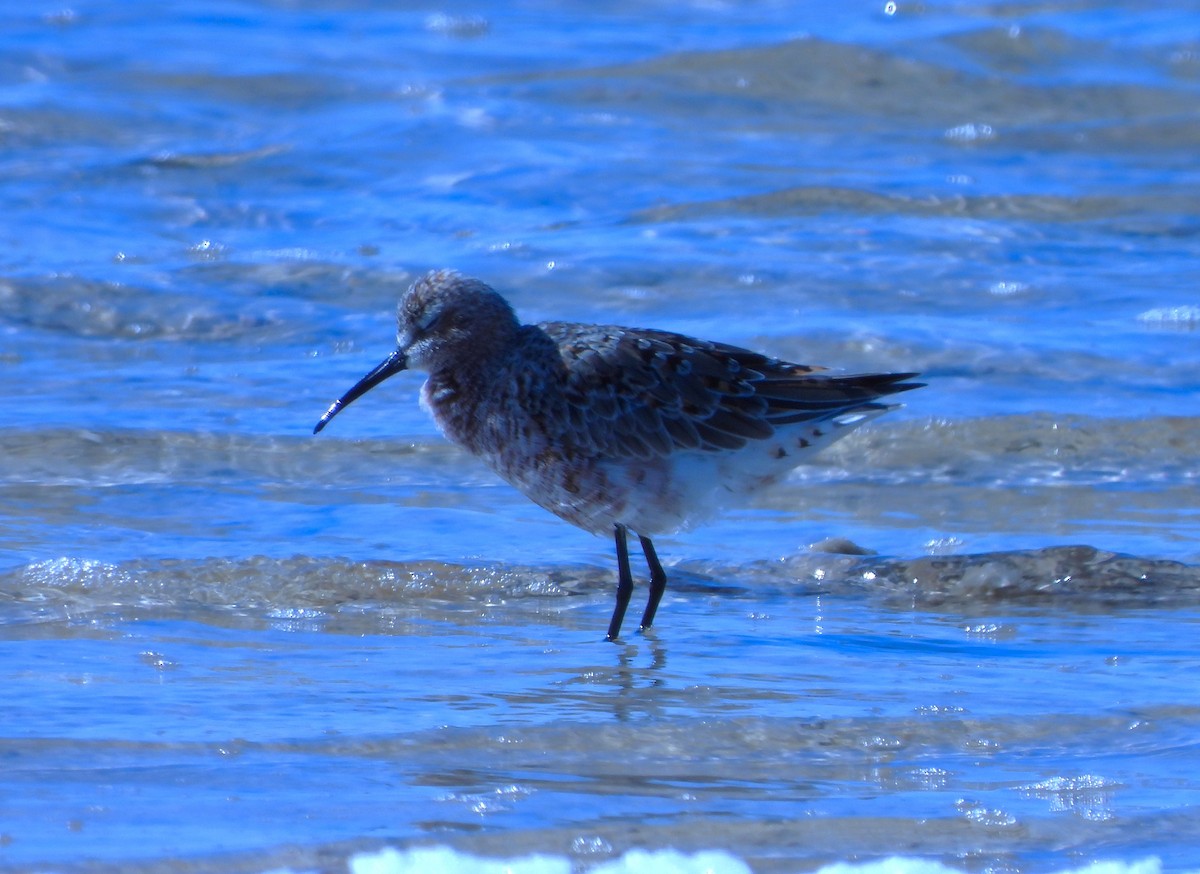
[315,269,923,640]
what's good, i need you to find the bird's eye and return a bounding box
[416,308,443,334]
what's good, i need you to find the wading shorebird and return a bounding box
[314,270,922,640]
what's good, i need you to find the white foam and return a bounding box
[345,847,1176,874]
[348,846,750,874]
[1137,305,1200,327]
[350,846,566,874]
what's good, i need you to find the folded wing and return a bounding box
[541,322,921,461]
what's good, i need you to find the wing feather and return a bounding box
[539,321,921,461]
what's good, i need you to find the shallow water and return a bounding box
[2,1,1200,871]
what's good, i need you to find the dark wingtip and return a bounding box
[872,372,925,396]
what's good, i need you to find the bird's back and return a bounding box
[540,320,919,458]
[439,320,920,536]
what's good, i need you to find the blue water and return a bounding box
[3,1,1200,871]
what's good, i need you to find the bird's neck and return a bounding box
[422,324,560,458]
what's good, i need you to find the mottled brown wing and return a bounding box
[540,321,921,461]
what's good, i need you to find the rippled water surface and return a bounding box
[2,1,1200,871]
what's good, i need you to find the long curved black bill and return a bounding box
[313,349,408,434]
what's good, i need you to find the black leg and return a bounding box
[638,535,667,631]
[607,524,633,641]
